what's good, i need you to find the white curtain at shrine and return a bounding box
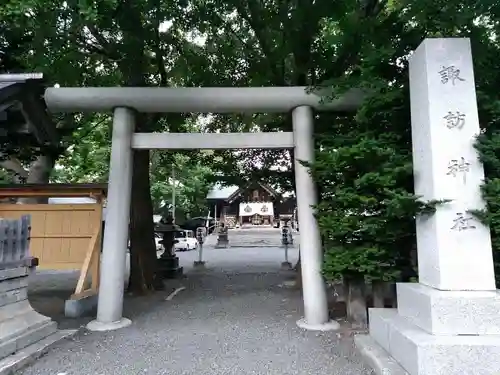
[239,202,274,216]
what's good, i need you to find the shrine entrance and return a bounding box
[239,202,273,226]
[251,214,262,225]
[43,85,363,333]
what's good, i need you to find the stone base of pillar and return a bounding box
[356,282,500,375]
[0,267,59,360]
[86,317,132,332]
[157,256,183,279]
[215,240,229,248]
[296,318,340,331]
[193,261,206,268]
[280,261,293,270]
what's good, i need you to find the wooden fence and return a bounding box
[0,203,102,299]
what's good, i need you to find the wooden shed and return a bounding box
[0,183,107,299]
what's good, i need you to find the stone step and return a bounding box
[0,319,57,361]
[0,287,28,308]
[396,283,500,335]
[0,300,32,322]
[0,310,53,347]
[354,334,408,375]
[369,308,500,375]
[0,329,75,375]
[0,278,27,294]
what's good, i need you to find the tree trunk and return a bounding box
[18,154,56,204]
[114,0,163,294]
[0,157,28,183]
[128,149,163,294]
[371,280,386,308]
[344,275,368,328]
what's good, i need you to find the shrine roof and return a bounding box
[0,73,59,147]
[206,181,281,203]
[206,184,239,200]
[0,183,107,198]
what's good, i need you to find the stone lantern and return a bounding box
[155,215,183,279]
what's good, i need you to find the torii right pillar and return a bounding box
[356,38,500,375]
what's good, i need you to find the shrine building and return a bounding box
[206,182,296,228]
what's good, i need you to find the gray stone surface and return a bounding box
[20,246,371,375]
[0,265,77,375]
[0,330,77,375]
[397,283,500,335]
[369,308,500,375]
[354,334,408,375]
[28,270,94,331]
[0,269,58,362]
[64,294,98,318]
[205,227,298,248]
[0,267,29,281]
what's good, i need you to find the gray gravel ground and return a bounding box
[22,245,372,375]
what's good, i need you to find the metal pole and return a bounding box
[171,165,176,222]
[284,243,289,263]
[86,107,134,332]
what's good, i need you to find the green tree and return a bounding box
[312,0,500,321]
[178,0,389,191]
[0,1,113,196]
[150,152,214,217]
[51,115,112,183]
[0,0,208,293]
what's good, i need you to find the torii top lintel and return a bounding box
[43,86,365,113]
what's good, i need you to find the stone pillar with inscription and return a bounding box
[355,38,500,375]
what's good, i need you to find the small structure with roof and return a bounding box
[0,73,59,150]
[206,181,296,227]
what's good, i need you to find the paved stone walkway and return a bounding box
[22,247,371,375]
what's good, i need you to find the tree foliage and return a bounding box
[314,0,500,283]
[4,0,500,295]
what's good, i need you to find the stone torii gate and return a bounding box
[43,86,363,332]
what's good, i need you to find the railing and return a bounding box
[0,215,38,269]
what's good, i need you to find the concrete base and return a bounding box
[193,261,206,268]
[278,280,298,288]
[86,317,132,332]
[355,334,408,375]
[0,329,77,375]
[64,293,98,318]
[296,318,340,331]
[281,261,293,270]
[365,308,500,375]
[158,256,184,279]
[0,268,60,363]
[396,283,500,335]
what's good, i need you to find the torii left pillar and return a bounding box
[87,107,134,331]
[292,105,339,331]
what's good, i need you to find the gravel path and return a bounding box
[21,256,371,375]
